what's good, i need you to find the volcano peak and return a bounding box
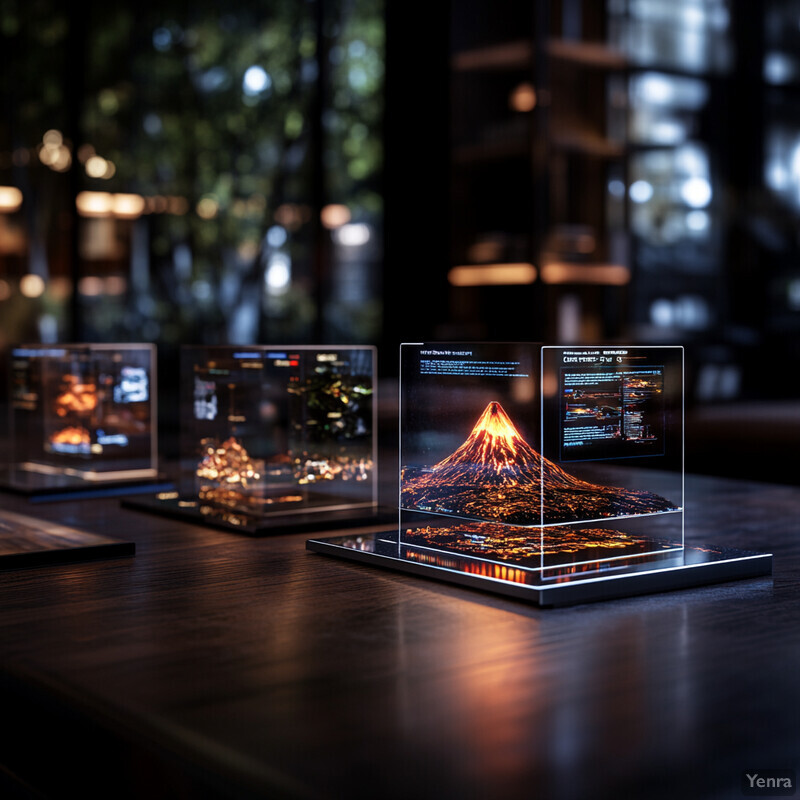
[471,401,524,445]
[431,401,538,484]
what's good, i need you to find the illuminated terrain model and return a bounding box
[402,402,677,525]
[196,437,303,512]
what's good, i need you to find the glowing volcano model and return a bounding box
[402,402,677,525]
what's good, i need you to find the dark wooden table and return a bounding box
[0,471,798,800]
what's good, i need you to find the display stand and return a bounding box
[0,469,174,503]
[2,344,167,500]
[0,509,134,570]
[124,345,389,535]
[127,491,393,536]
[308,343,772,606]
[306,530,771,607]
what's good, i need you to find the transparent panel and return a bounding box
[540,345,683,575]
[177,345,376,526]
[399,343,683,580]
[8,343,157,482]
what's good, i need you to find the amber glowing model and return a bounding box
[197,437,266,488]
[54,375,99,415]
[196,437,303,513]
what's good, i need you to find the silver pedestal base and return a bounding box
[306,530,772,607]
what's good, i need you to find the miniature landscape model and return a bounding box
[401,401,681,566]
[194,361,374,516]
[196,437,305,513]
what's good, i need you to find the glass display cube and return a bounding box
[308,343,772,606]
[128,345,379,534]
[3,344,158,493]
[398,343,684,576]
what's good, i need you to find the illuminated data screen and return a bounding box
[560,356,666,461]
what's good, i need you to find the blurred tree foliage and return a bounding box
[0,0,384,346]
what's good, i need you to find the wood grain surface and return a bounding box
[0,470,797,799]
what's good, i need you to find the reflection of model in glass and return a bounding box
[402,401,678,525]
[402,520,679,570]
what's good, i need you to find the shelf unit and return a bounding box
[447,2,631,343]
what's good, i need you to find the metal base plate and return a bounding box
[306,530,772,607]
[124,492,396,536]
[0,467,173,503]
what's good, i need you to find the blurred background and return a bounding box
[1,0,799,482]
